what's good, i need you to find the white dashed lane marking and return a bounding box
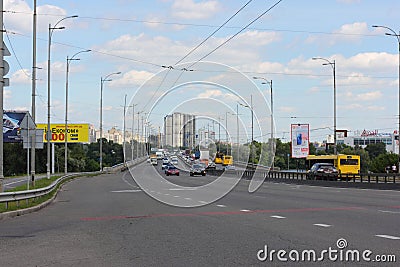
[375,235,400,240]
[216,205,226,207]
[270,215,286,219]
[313,224,332,228]
[378,210,400,214]
[240,209,251,212]
[111,190,142,193]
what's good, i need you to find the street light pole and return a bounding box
[253,77,274,168]
[239,95,254,168]
[312,57,337,155]
[372,25,400,171]
[99,71,121,171]
[65,49,90,174]
[47,15,78,179]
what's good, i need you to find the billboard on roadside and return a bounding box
[3,111,27,142]
[36,123,90,143]
[291,124,310,158]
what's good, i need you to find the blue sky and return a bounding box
[3,0,400,143]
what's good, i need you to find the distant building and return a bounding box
[164,112,196,149]
[338,129,398,154]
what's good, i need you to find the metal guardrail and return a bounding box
[206,169,400,188]
[0,157,146,209]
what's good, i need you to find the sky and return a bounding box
[2,0,400,144]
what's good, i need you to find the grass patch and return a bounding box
[6,175,62,192]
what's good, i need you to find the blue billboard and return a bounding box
[3,111,27,143]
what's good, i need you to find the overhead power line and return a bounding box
[174,0,254,65]
[187,0,284,69]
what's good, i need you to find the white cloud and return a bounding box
[171,0,220,20]
[355,91,382,101]
[95,30,281,70]
[279,106,295,113]
[10,69,30,84]
[4,1,68,34]
[113,69,155,88]
[4,90,11,99]
[337,0,361,3]
[306,22,370,46]
[197,89,236,101]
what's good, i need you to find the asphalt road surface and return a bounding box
[0,161,399,266]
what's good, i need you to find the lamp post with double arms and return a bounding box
[239,95,254,168]
[253,77,274,166]
[372,25,400,171]
[47,15,78,179]
[99,71,121,171]
[312,57,337,155]
[64,49,90,174]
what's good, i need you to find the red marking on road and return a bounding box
[80,206,364,222]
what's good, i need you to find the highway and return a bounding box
[0,161,399,266]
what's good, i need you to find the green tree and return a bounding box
[369,153,397,173]
[365,142,386,159]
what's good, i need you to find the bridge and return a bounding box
[0,161,399,265]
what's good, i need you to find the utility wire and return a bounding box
[3,24,30,78]
[187,0,284,69]
[174,0,253,65]
[3,10,386,38]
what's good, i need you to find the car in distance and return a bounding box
[162,157,169,164]
[224,165,236,171]
[162,161,172,170]
[165,166,180,176]
[206,162,216,170]
[308,163,339,180]
[190,164,206,176]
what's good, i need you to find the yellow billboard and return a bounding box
[36,123,90,143]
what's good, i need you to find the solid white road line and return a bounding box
[375,235,400,240]
[111,190,142,193]
[216,205,226,207]
[313,224,332,228]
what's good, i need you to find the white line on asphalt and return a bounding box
[165,193,170,196]
[271,215,286,219]
[169,188,197,191]
[378,210,400,214]
[4,179,26,186]
[375,235,400,240]
[313,224,332,228]
[184,198,192,200]
[216,205,226,207]
[240,209,251,212]
[111,190,142,193]
[199,201,208,204]
[173,196,180,198]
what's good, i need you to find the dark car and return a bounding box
[308,163,339,180]
[162,162,173,170]
[190,164,206,176]
[165,166,180,176]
